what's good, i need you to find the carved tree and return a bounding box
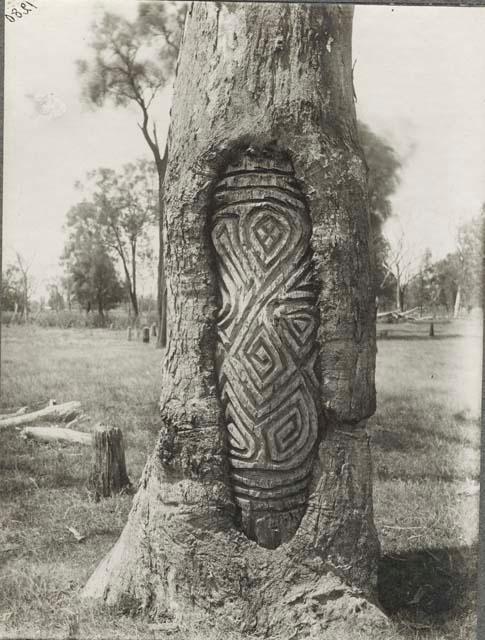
[83,3,384,637]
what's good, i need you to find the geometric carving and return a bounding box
[211,152,321,548]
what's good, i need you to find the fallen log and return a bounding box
[20,426,91,445]
[0,406,28,420]
[0,401,81,429]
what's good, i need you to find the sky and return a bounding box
[4,2,485,298]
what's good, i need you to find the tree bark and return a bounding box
[88,425,131,499]
[395,272,402,312]
[156,150,168,349]
[453,284,461,318]
[83,4,383,637]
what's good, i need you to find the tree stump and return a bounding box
[429,322,435,337]
[151,323,157,337]
[89,425,131,499]
[142,326,150,343]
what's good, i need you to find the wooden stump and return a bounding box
[429,322,435,337]
[142,326,150,343]
[151,323,157,337]
[89,425,131,499]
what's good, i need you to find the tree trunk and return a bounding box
[398,286,405,313]
[97,298,106,327]
[156,153,168,349]
[395,273,402,312]
[83,4,383,637]
[453,284,461,318]
[131,242,138,320]
[120,255,139,324]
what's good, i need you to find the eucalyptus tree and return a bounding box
[78,2,187,343]
[83,4,385,637]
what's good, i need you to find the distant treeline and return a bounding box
[1,307,159,330]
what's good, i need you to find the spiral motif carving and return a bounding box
[211,152,321,548]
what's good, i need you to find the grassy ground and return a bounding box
[0,320,481,639]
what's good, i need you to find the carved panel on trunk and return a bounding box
[211,152,321,549]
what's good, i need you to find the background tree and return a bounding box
[432,253,461,315]
[1,263,24,313]
[2,253,36,320]
[454,210,484,313]
[406,247,435,315]
[77,160,158,323]
[46,281,65,312]
[357,121,401,305]
[381,232,416,311]
[61,274,75,311]
[78,2,187,345]
[83,4,384,637]
[62,203,124,324]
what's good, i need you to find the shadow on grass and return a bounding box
[0,472,88,500]
[371,420,478,452]
[378,545,478,626]
[374,467,479,483]
[377,334,463,341]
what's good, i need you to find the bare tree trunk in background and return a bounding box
[398,285,405,312]
[83,4,384,637]
[395,269,403,312]
[454,284,461,318]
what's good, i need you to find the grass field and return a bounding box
[0,320,481,639]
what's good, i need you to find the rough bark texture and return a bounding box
[88,425,131,499]
[83,4,382,637]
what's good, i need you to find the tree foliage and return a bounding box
[77,5,185,113]
[1,253,35,318]
[455,209,484,309]
[62,203,125,321]
[404,211,484,315]
[71,160,158,320]
[47,281,66,312]
[357,122,402,304]
[358,122,401,228]
[2,264,24,312]
[78,2,187,342]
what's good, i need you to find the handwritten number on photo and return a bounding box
[6,1,37,22]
